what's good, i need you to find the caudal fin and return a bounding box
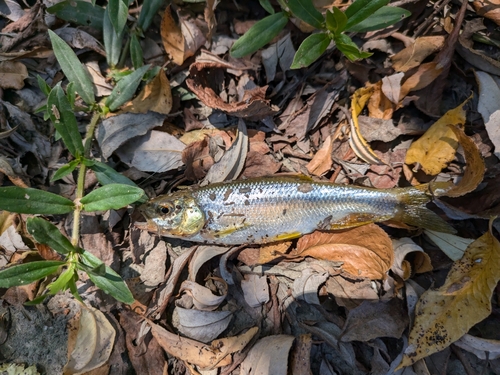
[393,185,456,233]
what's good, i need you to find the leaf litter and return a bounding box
[2,0,500,374]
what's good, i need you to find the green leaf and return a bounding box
[0,261,65,288]
[105,64,150,112]
[326,7,347,35]
[0,187,75,214]
[48,265,75,294]
[344,0,389,30]
[290,33,330,69]
[130,33,144,69]
[137,0,165,31]
[47,0,104,29]
[103,7,123,68]
[108,0,128,35]
[79,251,134,304]
[26,217,75,256]
[88,161,137,187]
[259,0,274,14]
[48,30,95,106]
[80,184,145,211]
[230,12,289,58]
[287,0,324,29]
[47,84,84,157]
[24,295,49,305]
[346,6,411,32]
[37,75,51,97]
[66,81,76,108]
[335,34,372,61]
[51,160,79,182]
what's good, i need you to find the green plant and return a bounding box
[0,26,154,303]
[230,0,411,67]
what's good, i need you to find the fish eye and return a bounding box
[159,205,172,215]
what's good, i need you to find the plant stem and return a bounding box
[71,112,101,247]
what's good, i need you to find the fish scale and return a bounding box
[139,176,454,245]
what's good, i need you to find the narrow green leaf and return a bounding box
[104,7,123,68]
[26,217,75,256]
[79,251,134,304]
[66,82,76,108]
[37,75,51,97]
[130,33,144,69]
[259,0,274,14]
[346,6,411,32]
[48,265,75,294]
[88,161,137,187]
[108,0,128,35]
[47,0,104,29]
[326,7,347,35]
[0,261,65,288]
[335,34,372,61]
[48,30,95,106]
[230,12,289,58]
[47,84,84,157]
[105,64,150,112]
[291,33,330,69]
[0,187,75,214]
[287,0,324,29]
[344,0,389,30]
[51,160,79,182]
[24,295,49,305]
[137,0,165,31]
[80,184,145,211]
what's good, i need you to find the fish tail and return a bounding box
[393,184,456,233]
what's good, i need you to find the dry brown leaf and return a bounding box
[182,137,214,181]
[122,69,172,114]
[293,225,394,280]
[405,98,469,176]
[443,125,485,197]
[257,241,292,264]
[241,274,270,307]
[399,62,443,101]
[367,80,394,119]
[0,61,27,89]
[290,334,313,375]
[161,6,184,65]
[307,135,333,176]
[473,0,500,26]
[391,238,432,280]
[179,280,227,311]
[391,36,445,72]
[398,219,500,368]
[381,72,404,105]
[186,62,278,121]
[188,245,231,281]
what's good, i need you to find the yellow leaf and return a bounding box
[161,6,184,65]
[122,69,172,114]
[398,218,500,368]
[405,97,470,175]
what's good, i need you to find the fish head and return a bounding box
[139,192,204,237]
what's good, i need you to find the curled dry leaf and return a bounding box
[240,335,295,375]
[241,274,269,308]
[398,219,500,368]
[188,245,231,281]
[0,61,28,89]
[149,320,257,369]
[122,69,172,115]
[174,306,232,343]
[391,36,445,72]
[391,238,432,280]
[186,62,278,121]
[442,125,485,197]
[292,268,328,305]
[179,280,227,311]
[293,225,394,280]
[405,98,469,176]
[455,333,500,360]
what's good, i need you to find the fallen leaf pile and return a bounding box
[1,0,500,374]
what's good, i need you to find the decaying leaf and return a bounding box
[405,98,469,175]
[290,334,313,375]
[292,268,328,305]
[174,306,232,343]
[455,333,500,360]
[391,238,432,280]
[306,135,333,176]
[398,219,500,368]
[241,274,269,308]
[473,0,500,26]
[293,225,394,280]
[0,61,28,89]
[188,245,231,281]
[391,36,445,72]
[475,71,500,160]
[442,125,485,197]
[256,240,292,264]
[179,280,227,311]
[149,320,257,369]
[240,335,295,375]
[122,69,172,114]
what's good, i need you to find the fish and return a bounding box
[138,176,454,245]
